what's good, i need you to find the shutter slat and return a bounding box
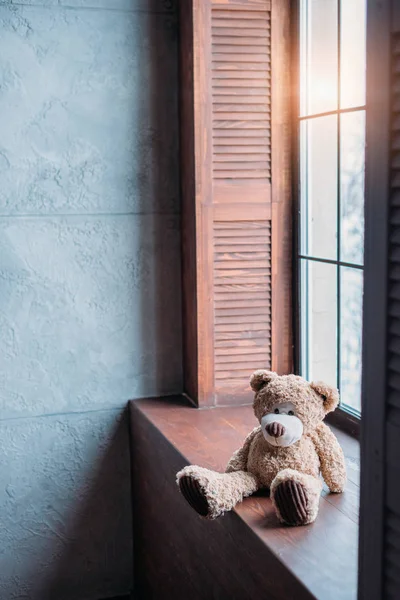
[213,95,270,103]
[215,367,271,380]
[215,322,272,333]
[213,53,270,63]
[212,27,270,37]
[215,338,270,349]
[389,318,400,337]
[214,119,270,128]
[213,85,270,95]
[215,329,271,342]
[212,44,270,55]
[211,10,269,20]
[215,290,270,300]
[213,104,270,113]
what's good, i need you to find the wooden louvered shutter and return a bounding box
[385,18,400,595]
[360,1,400,598]
[180,0,292,407]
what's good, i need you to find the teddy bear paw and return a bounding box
[274,479,309,526]
[179,475,210,517]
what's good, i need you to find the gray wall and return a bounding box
[0,0,181,598]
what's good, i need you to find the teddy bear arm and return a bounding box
[312,422,347,493]
[225,426,261,473]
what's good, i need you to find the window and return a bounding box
[298,0,366,415]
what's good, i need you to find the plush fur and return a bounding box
[177,370,346,526]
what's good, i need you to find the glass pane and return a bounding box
[300,115,338,260]
[300,0,338,116]
[340,267,363,413]
[340,110,365,264]
[340,0,366,108]
[301,259,337,387]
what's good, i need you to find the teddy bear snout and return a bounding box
[266,422,286,438]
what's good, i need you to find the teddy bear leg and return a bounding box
[177,465,259,519]
[270,468,323,526]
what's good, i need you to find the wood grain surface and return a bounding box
[130,396,359,600]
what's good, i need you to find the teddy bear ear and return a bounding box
[250,369,277,392]
[310,381,340,413]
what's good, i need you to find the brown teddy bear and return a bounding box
[176,370,346,526]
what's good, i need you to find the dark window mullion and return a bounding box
[298,255,364,269]
[299,104,366,121]
[337,0,342,397]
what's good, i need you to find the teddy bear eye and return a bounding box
[274,408,279,414]
[288,410,294,416]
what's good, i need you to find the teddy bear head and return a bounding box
[250,370,339,447]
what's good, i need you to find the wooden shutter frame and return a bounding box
[180,0,292,408]
[270,0,292,376]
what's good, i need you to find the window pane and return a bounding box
[340,267,363,412]
[300,115,338,260]
[300,0,338,116]
[340,0,366,108]
[301,260,337,386]
[340,110,365,264]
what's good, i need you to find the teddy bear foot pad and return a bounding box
[179,475,210,517]
[274,480,309,526]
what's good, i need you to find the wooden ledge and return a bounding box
[130,396,359,600]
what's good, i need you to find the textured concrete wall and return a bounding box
[0,0,181,598]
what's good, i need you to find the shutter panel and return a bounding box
[180,0,292,407]
[385,22,400,600]
[360,2,400,598]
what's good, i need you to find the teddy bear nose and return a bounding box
[266,422,286,438]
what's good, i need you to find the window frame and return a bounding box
[292,0,363,436]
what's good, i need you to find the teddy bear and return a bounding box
[176,369,346,526]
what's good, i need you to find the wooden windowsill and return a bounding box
[131,395,359,600]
